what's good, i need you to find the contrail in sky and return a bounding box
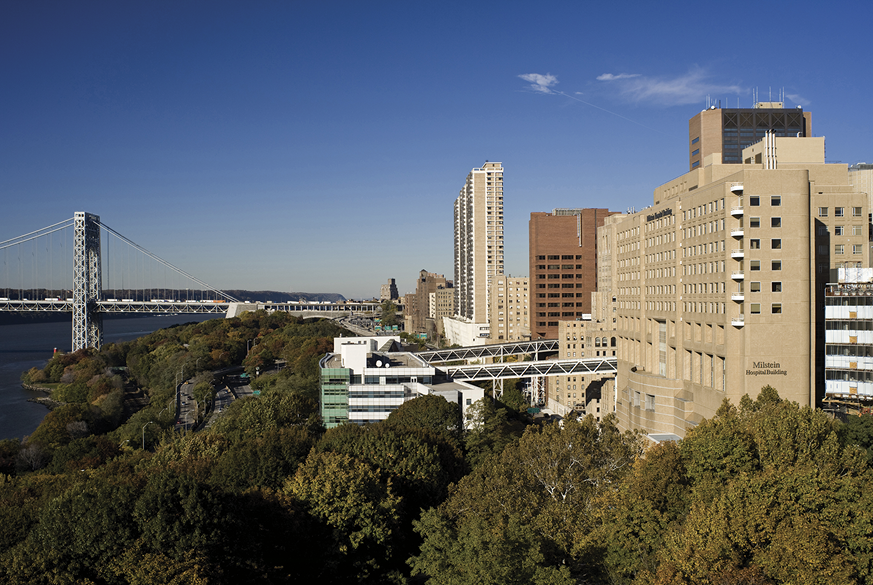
[551,90,668,135]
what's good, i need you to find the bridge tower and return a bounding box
[72,212,102,351]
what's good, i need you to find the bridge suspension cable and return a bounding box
[97,220,239,303]
[0,218,74,250]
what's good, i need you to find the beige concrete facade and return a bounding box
[606,134,868,439]
[547,318,615,420]
[454,162,504,324]
[488,275,530,342]
[429,287,455,335]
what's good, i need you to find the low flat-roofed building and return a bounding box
[320,336,484,428]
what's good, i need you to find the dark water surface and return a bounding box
[0,314,218,440]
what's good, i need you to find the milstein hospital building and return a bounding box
[602,103,869,439]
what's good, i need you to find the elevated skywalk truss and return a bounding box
[417,339,559,363]
[445,357,617,382]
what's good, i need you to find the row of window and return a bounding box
[745,195,781,207]
[818,225,865,236]
[819,207,863,217]
[748,260,783,271]
[831,244,864,255]
[748,217,782,228]
[536,264,585,270]
[535,255,584,260]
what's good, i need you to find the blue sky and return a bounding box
[2,1,871,299]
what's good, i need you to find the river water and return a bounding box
[0,314,218,440]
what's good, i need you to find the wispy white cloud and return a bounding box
[596,73,640,81]
[786,93,809,107]
[597,68,743,106]
[518,73,558,94]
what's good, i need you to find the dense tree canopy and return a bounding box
[9,320,873,585]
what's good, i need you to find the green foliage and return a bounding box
[385,393,462,442]
[134,469,230,559]
[499,378,529,412]
[208,390,322,439]
[209,426,315,491]
[381,300,400,328]
[842,414,873,466]
[410,509,574,585]
[412,415,644,582]
[318,423,467,513]
[286,451,403,581]
[463,398,527,468]
[46,435,120,474]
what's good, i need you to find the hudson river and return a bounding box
[0,314,217,440]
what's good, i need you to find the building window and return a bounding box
[854,245,863,255]
[854,207,863,217]
[818,245,828,255]
[835,207,845,217]
[771,239,781,250]
[692,148,700,156]
[835,226,844,236]
[817,225,829,236]
[818,207,828,217]
[750,239,761,249]
[750,281,761,292]
[749,196,760,206]
[771,217,781,228]
[772,281,782,292]
[751,303,761,314]
[836,244,845,254]
[853,225,864,236]
[772,303,782,314]
[692,137,699,145]
[771,196,781,206]
[750,217,761,228]
[772,260,782,270]
[750,260,761,271]
[691,161,700,169]
[645,394,655,411]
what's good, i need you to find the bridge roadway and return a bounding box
[0,299,388,316]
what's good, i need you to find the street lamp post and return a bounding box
[142,421,155,450]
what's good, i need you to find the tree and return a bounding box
[412,415,644,582]
[285,451,403,582]
[463,398,525,469]
[381,300,400,328]
[843,414,873,466]
[134,469,231,559]
[385,394,462,442]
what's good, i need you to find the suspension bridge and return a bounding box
[1,211,239,351]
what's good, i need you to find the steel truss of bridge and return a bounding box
[444,356,617,382]
[0,299,231,314]
[416,339,560,363]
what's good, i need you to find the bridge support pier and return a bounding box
[72,212,102,351]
